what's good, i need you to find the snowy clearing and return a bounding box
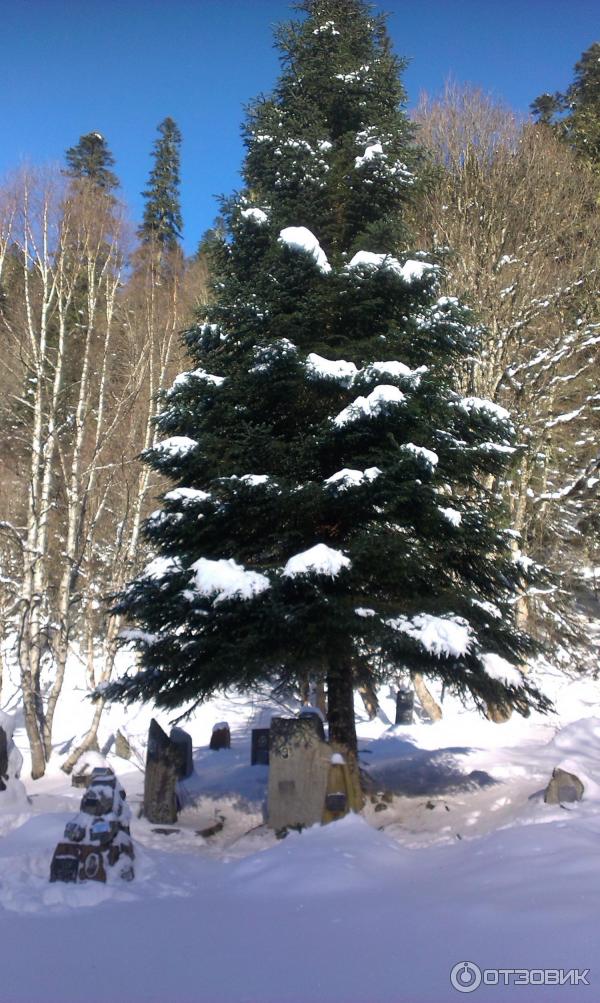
[1,659,600,1001]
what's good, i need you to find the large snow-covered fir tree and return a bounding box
[108,0,550,754]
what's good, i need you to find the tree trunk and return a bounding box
[300,673,310,706]
[358,681,379,720]
[326,655,357,756]
[411,672,443,721]
[20,672,46,779]
[61,698,106,774]
[313,679,327,717]
[326,660,363,807]
[486,701,513,723]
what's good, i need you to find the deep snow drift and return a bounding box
[1,655,600,1003]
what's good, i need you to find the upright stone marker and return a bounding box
[170,727,194,779]
[143,719,179,824]
[251,728,270,766]
[0,726,8,792]
[210,722,231,751]
[267,716,331,831]
[395,687,414,725]
[298,706,326,740]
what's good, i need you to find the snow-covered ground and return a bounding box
[1,655,600,1002]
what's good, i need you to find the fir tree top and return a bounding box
[64,132,119,192]
[138,117,183,248]
[243,0,418,254]
[532,41,600,172]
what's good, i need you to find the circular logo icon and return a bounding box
[450,962,482,993]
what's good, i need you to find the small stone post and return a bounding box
[143,719,179,824]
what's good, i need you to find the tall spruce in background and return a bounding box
[139,117,183,249]
[532,41,600,174]
[108,0,550,756]
[64,131,119,192]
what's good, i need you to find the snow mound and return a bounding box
[324,467,381,490]
[239,474,270,486]
[190,558,270,604]
[306,355,425,389]
[231,814,405,896]
[366,360,426,384]
[305,353,358,385]
[459,396,511,423]
[164,487,211,504]
[333,385,405,427]
[140,556,181,581]
[387,613,473,658]
[354,142,384,167]
[480,652,523,688]
[546,718,600,800]
[401,443,439,469]
[345,251,436,283]
[283,543,351,578]
[278,226,331,274]
[168,368,225,395]
[438,506,462,527]
[240,207,269,225]
[152,436,198,458]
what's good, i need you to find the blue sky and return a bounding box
[2,0,597,253]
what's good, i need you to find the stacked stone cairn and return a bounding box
[50,767,134,883]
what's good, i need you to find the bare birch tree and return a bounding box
[60,241,201,771]
[0,170,127,774]
[412,84,600,649]
[0,165,210,775]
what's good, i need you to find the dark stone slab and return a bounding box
[170,727,194,779]
[0,725,7,782]
[395,687,414,725]
[143,719,179,824]
[251,728,270,766]
[270,715,325,754]
[298,707,326,739]
[210,723,231,751]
